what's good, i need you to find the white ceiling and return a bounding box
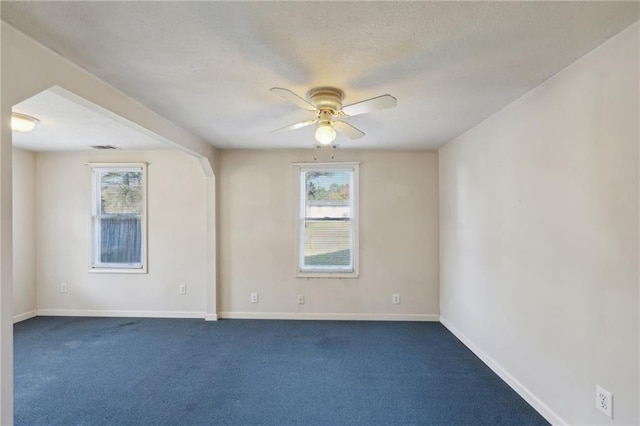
[12,88,172,152]
[3,2,639,151]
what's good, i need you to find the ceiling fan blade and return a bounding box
[272,119,317,134]
[341,94,397,117]
[334,120,365,139]
[270,87,317,112]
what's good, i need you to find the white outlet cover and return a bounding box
[596,385,613,418]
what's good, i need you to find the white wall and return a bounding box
[12,148,37,321]
[439,23,639,425]
[36,150,209,317]
[218,149,439,320]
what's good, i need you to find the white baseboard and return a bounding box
[219,312,439,321]
[13,310,38,323]
[439,316,565,425]
[36,309,206,319]
[15,310,437,322]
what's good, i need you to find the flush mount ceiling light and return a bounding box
[11,112,39,132]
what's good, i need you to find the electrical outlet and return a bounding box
[596,385,613,418]
[297,294,305,304]
[61,283,68,293]
[179,284,187,295]
[250,292,259,304]
[392,294,400,304]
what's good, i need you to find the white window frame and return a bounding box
[295,162,359,278]
[89,163,147,274]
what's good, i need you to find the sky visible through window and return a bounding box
[314,174,345,189]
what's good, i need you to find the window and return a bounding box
[91,164,147,272]
[298,163,359,277]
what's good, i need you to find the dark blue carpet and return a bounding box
[14,317,548,425]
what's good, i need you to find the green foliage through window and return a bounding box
[100,172,143,215]
[305,171,350,201]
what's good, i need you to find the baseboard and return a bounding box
[13,310,38,323]
[439,316,565,425]
[219,312,439,321]
[16,310,434,322]
[36,309,207,319]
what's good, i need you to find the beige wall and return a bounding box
[439,23,639,425]
[218,149,439,320]
[36,150,209,317]
[12,148,37,321]
[1,22,218,422]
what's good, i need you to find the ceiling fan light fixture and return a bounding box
[315,121,336,145]
[11,112,39,132]
[271,86,396,146]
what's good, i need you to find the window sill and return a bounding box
[89,267,147,274]
[297,271,359,279]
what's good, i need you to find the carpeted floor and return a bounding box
[14,317,549,425]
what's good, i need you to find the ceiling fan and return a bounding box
[270,86,397,145]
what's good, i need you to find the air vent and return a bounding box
[90,145,120,150]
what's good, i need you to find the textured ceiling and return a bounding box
[3,2,639,150]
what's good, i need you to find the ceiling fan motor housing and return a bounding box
[306,87,344,114]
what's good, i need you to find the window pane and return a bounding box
[100,171,143,215]
[303,170,352,270]
[100,217,142,264]
[93,167,145,269]
[305,170,350,207]
[303,219,351,267]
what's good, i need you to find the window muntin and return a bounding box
[298,164,358,276]
[91,165,146,271]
